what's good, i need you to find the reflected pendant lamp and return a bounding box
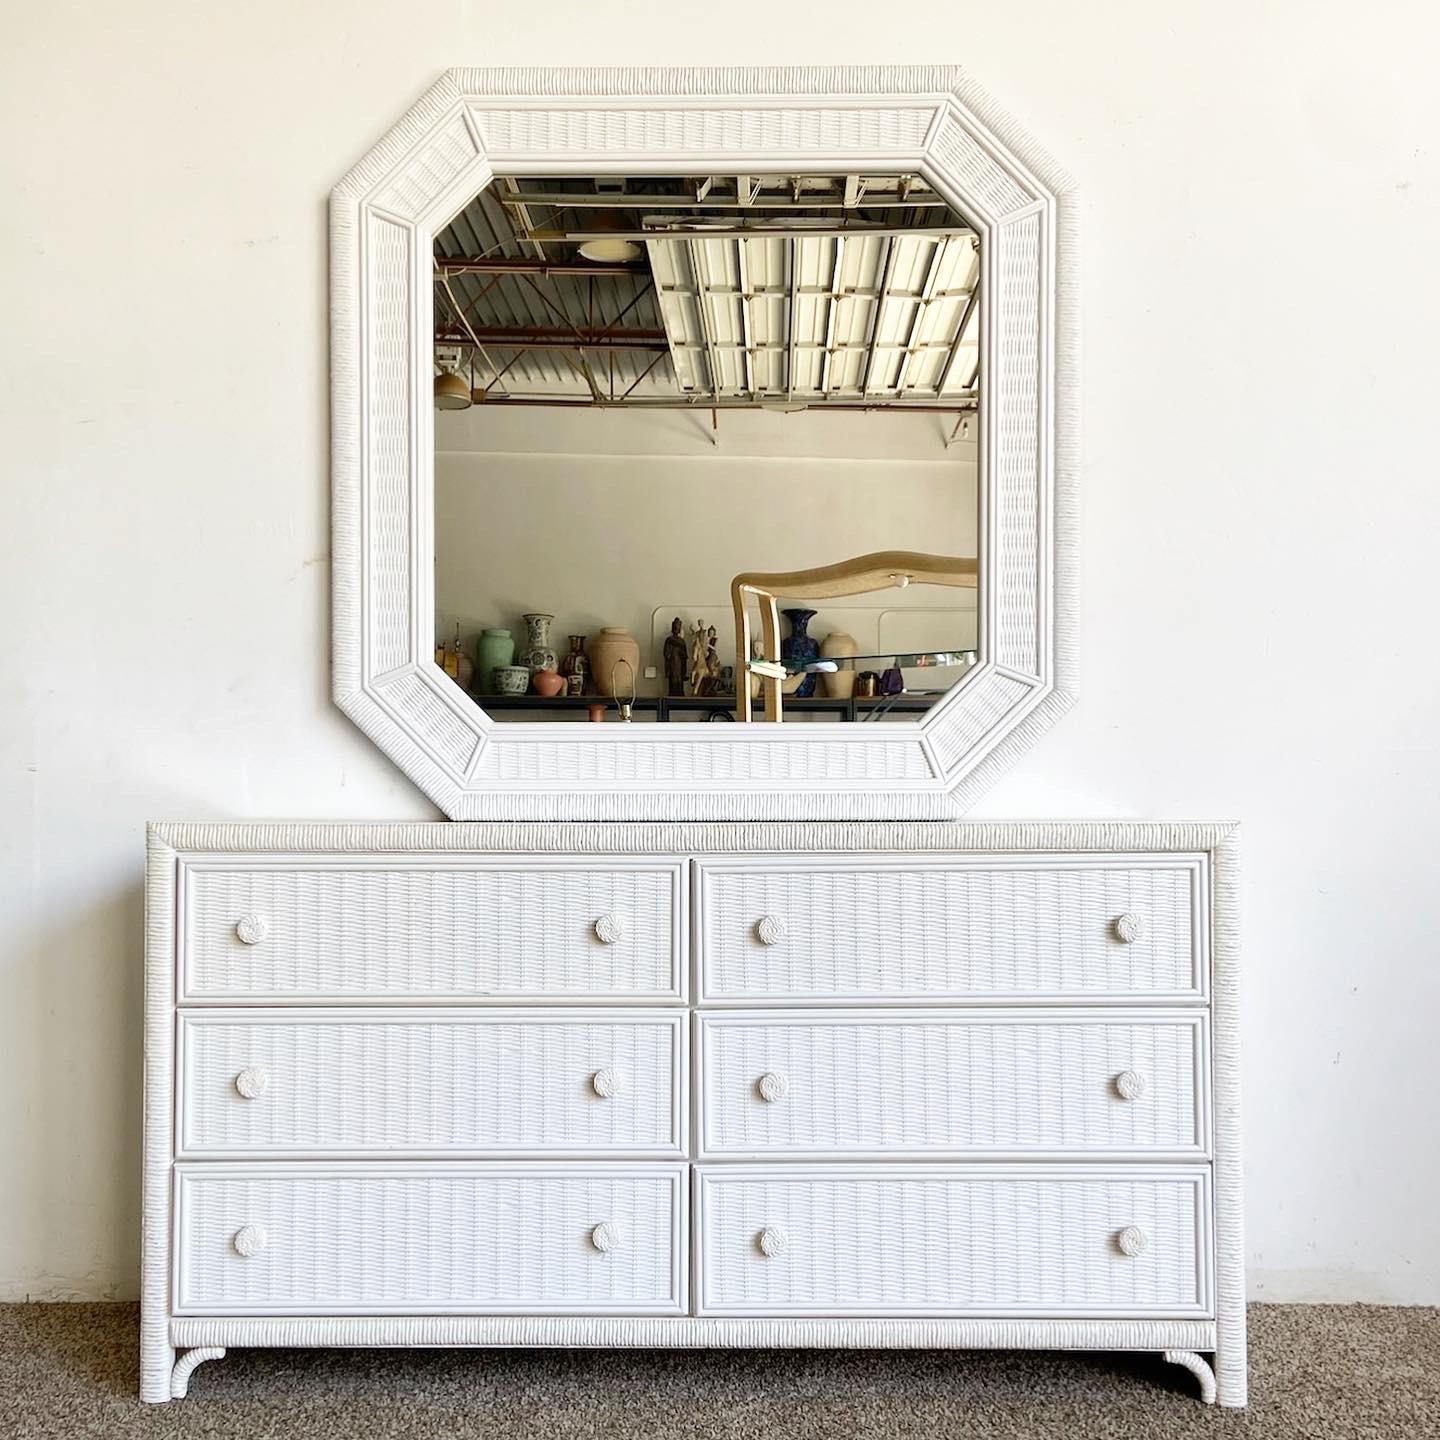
[434,369,471,410]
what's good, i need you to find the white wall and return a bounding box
[2,2,1438,1304]
[435,408,978,693]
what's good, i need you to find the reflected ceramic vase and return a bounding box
[559,635,588,696]
[819,630,859,699]
[781,608,819,698]
[474,628,515,693]
[588,627,640,698]
[522,613,557,676]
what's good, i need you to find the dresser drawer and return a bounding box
[694,1165,1210,1317]
[178,858,685,1002]
[173,1163,687,1315]
[697,1010,1207,1158]
[177,1010,686,1157]
[695,857,1205,1002]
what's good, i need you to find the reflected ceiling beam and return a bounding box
[686,239,725,399]
[525,224,976,243]
[443,395,977,411]
[435,328,981,359]
[434,256,648,278]
[936,284,981,397]
[859,238,899,398]
[892,238,947,396]
[735,238,755,396]
[620,350,668,400]
[434,325,668,352]
[500,176,547,262]
[819,236,846,398]
[495,189,950,210]
[785,237,799,399]
[516,273,606,400]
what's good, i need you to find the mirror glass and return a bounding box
[432,171,981,723]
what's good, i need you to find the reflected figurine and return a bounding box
[663,616,688,697]
[688,621,709,697]
[699,624,721,696]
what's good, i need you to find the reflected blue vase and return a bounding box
[781,608,819,698]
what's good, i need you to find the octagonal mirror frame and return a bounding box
[331,66,1076,820]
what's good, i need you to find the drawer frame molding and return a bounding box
[691,1163,1213,1318]
[176,1007,689,1159]
[143,820,1242,1408]
[171,1160,689,1317]
[694,1007,1211,1160]
[176,854,688,1004]
[692,853,1211,1005]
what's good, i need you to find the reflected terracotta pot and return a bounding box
[588,627,640,697]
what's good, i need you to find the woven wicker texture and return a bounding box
[372,111,478,222]
[374,670,482,777]
[144,823,1242,1406]
[168,1312,1217,1352]
[366,213,413,678]
[696,1169,1206,1315]
[698,863,1199,999]
[181,863,679,999]
[472,737,931,784]
[698,1013,1203,1157]
[179,1013,682,1156]
[472,104,938,163]
[926,673,1036,774]
[992,211,1043,677]
[174,1165,684,1314]
[927,106,1038,220]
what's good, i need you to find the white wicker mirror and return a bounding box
[331,67,1075,819]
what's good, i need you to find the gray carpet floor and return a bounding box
[0,1304,1436,1438]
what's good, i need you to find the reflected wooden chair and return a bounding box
[730,550,979,722]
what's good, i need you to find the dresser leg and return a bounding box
[170,1346,228,1399]
[1161,1349,1217,1404]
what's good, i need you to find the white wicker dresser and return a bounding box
[141,820,1244,1405]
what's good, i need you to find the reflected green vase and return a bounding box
[474,628,515,693]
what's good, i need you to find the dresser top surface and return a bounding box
[146,820,1238,859]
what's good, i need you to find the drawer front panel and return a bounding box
[696,858,1203,1001]
[697,1011,1206,1158]
[174,1164,686,1314]
[179,1011,686,1157]
[695,1166,1209,1316]
[180,859,684,1001]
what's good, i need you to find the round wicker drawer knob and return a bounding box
[234,1066,270,1100]
[755,914,787,947]
[1113,912,1145,944]
[590,1222,622,1254]
[1114,1069,1147,1101]
[756,1071,789,1104]
[1116,1225,1149,1258]
[234,914,269,946]
[591,1067,622,1100]
[593,913,623,945]
[233,1224,268,1258]
[756,1225,788,1259]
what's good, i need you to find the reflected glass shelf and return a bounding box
[752,647,979,676]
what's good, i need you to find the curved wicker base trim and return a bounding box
[170,1347,226,1399]
[1162,1349,1218,1404]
